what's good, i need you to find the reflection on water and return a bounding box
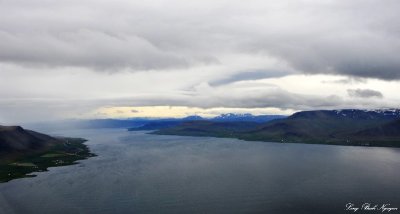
[0,129,399,214]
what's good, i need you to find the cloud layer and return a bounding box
[0,0,400,79]
[1,0,400,123]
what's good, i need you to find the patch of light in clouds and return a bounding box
[92,106,294,119]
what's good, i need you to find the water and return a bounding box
[0,129,399,214]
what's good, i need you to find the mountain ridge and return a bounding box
[0,125,59,156]
[128,114,286,131]
[153,109,400,147]
[0,125,95,182]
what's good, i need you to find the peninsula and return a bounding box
[0,125,95,182]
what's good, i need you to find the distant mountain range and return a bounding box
[152,109,400,147]
[26,114,286,132]
[212,113,286,122]
[127,114,286,131]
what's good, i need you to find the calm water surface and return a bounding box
[0,129,399,214]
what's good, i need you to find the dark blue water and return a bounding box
[0,129,399,214]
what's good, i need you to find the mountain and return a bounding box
[0,125,95,182]
[128,120,184,131]
[290,109,400,120]
[212,113,286,122]
[150,120,261,137]
[29,116,207,132]
[351,119,400,139]
[248,109,400,142]
[29,114,284,132]
[154,109,400,147]
[128,114,286,131]
[182,115,204,120]
[0,125,92,162]
[0,125,60,155]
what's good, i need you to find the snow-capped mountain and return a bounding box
[291,109,400,120]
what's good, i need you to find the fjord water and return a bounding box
[0,129,399,214]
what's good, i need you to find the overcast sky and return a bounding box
[1,0,400,123]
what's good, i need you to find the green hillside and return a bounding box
[154,109,400,147]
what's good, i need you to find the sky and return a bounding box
[0,0,400,123]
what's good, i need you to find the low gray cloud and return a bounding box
[347,89,383,98]
[0,0,399,80]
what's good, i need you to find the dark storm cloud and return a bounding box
[0,0,399,80]
[347,89,383,99]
